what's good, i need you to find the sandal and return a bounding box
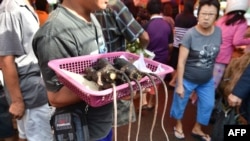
[174,127,185,140]
[191,132,211,141]
[141,105,149,110]
[141,105,155,110]
[146,105,155,111]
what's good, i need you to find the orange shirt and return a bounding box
[35,10,48,27]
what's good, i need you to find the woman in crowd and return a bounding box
[168,0,197,87]
[170,0,221,140]
[214,0,250,89]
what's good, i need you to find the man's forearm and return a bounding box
[0,56,23,103]
[139,31,149,48]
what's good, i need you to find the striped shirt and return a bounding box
[173,27,190,48]
[173,12,197,48]
[95,1,144,52]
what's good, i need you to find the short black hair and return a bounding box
[197,0,220,19]
[35,0,48,11]
[146,0,163,15]
[183,0,196,14]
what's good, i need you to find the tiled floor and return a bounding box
[116,82,214,141]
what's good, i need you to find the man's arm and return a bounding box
[228,64,250,106]
[138,31,149,49]
[111,0,149,46]
[47,86,82,108]
[0,55,25,119]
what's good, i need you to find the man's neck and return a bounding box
[62,1,91,22]
[64,6,91,23]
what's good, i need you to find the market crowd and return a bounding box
[0,0,250,141]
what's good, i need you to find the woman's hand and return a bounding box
[176,85,184,98]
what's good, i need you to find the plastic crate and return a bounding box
[48,52,173,107]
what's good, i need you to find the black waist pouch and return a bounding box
[50,103,89,141]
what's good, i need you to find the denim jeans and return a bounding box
[170,78,215,125]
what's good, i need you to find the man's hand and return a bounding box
[227,94,242,107]
[9,100,25,120]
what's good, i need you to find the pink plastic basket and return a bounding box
[48,52,173,107]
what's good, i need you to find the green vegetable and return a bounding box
[126,39,155,59]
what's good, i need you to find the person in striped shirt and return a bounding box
[168,0,197,87]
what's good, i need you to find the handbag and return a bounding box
[211,97,240,141]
